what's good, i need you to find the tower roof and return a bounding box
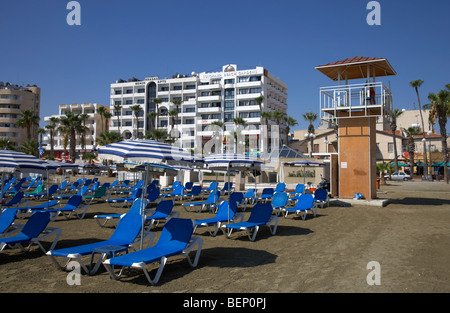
[315,56,397,81]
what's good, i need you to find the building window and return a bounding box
[224,89,234,99]
[125,100,132,105]
[125,89,133,94]
[239,76,249,83]
[224,112,234,122]
[224,101,234,111]
[249,112,260,118]
[137,88,145,93]
[224,79,235,84]
[388,142,394,153]
[249,88,261,94]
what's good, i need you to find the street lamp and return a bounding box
[304,132,316,157]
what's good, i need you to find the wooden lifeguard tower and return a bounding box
[315,56,396,199]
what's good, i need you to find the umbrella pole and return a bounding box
[46,170,49,209]
[0,172,4,208]
[227,163,230,223]
[140,164,149,250]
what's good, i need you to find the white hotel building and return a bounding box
[109,64,288,156]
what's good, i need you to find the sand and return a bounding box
[1,178,450,293]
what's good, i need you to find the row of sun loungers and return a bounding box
[0,177,328,285]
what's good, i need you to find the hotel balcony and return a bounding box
[197,95,221,102]
[319,82,392,120]
[198,83,221,91]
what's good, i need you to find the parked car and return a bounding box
[384,172,411,181]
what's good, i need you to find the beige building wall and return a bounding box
[396,109,433,132]
[0,84,40,147]
[43,103,109,158]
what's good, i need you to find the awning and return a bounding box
[315,56,397,81]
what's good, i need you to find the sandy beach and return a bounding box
[1,177,450,294]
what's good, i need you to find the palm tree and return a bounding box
[402,126,421,175]
[130,105,143,139]
[153,98,163,129]
[82,152,97,164]
[427,86,449,183]
[168,109,178,139]
[232,117,247,153]
[261,111,272,153]
[254,96,264,112]
[147,112,158,131]
[103,111,112,132]
[388,109,404,173]
[144,129,170,142]
[113,104,122,134]
[376,163,388,185]
[96,106,107,133]
[410,79,429,177]
[210,121,224,154]
[57,119,69,161]
[96,131,123,146]
[302,112,318,157]
[19,139,39,157]
[79,113,89,153]
[0,138,15,150]
[272,110,284,146]
[255,96,265,153]
[45,117,59,158]
[17,109,40,140]
[172,99,182,131]
[284,116,298,145]
[63,111,84,163]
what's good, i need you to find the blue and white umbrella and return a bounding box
[0,150,57,208]
[0,150,56,174]
[97,139,195,165]
[97,140,194,249]
[204,153,263,223]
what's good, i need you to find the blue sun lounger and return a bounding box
[221,203,278,241]
[2,191,26,208]
[281,194,317,220]
[194,200,244,236]
[46,212,152,275]
[103,218,203,285]
[0,208,24,238]
[94,198,148,227]
[270,192,288,216]
[0,212,62,254]
[145,200,180,230]
[33,195,88,221]
[182,190,221,213]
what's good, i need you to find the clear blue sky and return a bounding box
[1,0,448,130]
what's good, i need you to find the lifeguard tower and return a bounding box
[315,56,396,199]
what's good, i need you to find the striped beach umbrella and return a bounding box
[97,140,194,249]
[0,150,57,207]
[204,153,263,223]
[204,153,263,170]
[97,139,195,165]
[0,150,56,174]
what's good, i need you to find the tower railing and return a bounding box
[319,82,392,120]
